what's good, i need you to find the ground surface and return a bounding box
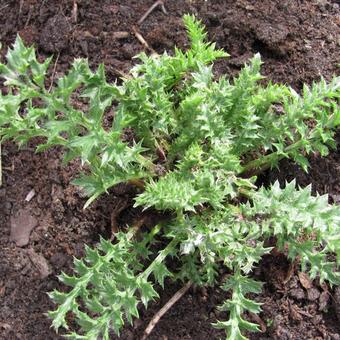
[0,0,339,339]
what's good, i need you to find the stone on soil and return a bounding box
[10,209,38,247]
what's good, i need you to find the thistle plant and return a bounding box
[0,15,339,340]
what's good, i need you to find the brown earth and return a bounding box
[0,0,339,339]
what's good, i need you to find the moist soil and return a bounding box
[0,0,339,339]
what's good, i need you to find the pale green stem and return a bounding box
[241,140,304,175]
[142,238,178,280]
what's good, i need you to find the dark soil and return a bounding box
[0,0,339,339]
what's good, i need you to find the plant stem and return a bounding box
[241,140,303,175]
[136,154,157,174]
[142,238,178,280]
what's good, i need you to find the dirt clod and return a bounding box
[26,248,51,279]
[307,288,320,302]
[39,14,71,53]
[319,291,330,311]
[289,288,305,301]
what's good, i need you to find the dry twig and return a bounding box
[132,26,157,55]
[141,281,192,340]
[0,3,9,12]
[72,0,78,23]
[284,260,297,284]
[24,5,33,28]
[138,0,167,25]
[111,66,131,80]
[48,52,60,93]
[18,0,23,18]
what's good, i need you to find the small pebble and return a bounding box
[10,209,38,247]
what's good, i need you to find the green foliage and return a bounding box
[1,14,339,340]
